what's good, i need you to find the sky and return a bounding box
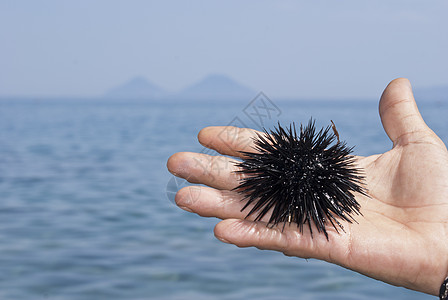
[1,0,447,99]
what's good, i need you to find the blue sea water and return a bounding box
[0,96,447,300]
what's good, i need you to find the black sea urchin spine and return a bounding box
[234,119,367,239]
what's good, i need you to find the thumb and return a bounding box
[379,78,430,147]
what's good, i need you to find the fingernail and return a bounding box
[216,236,230,244]
[178,206,193,213]
[404,78,412,89]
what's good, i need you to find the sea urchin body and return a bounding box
[235,119,367,239]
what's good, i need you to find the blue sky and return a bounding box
[1,1,447,99]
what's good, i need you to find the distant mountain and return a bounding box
[104,74,256,101]
[177,74,255,100]
[105,77,166,99]
[414,85,448,101]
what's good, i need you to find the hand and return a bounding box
[167,78,448,296]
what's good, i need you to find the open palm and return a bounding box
[167,78,448,296]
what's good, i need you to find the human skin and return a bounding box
[167,78,448,296]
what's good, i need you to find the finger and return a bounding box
[167,152,243,190]
[175,186,270,221]
[198,126,262,157]
[176,185,370,232]
[214,219,348,262]
[379,78,431,147]
[175,186,243,218]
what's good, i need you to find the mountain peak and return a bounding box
[201,73,238,83]
[105,76,166,99]
[179,74,254,100]
[127,76,152,86]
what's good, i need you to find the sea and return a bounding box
[0,95,447,300]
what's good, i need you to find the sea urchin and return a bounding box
[234,119,367,239]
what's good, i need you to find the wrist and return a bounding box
[409,245,448,296]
